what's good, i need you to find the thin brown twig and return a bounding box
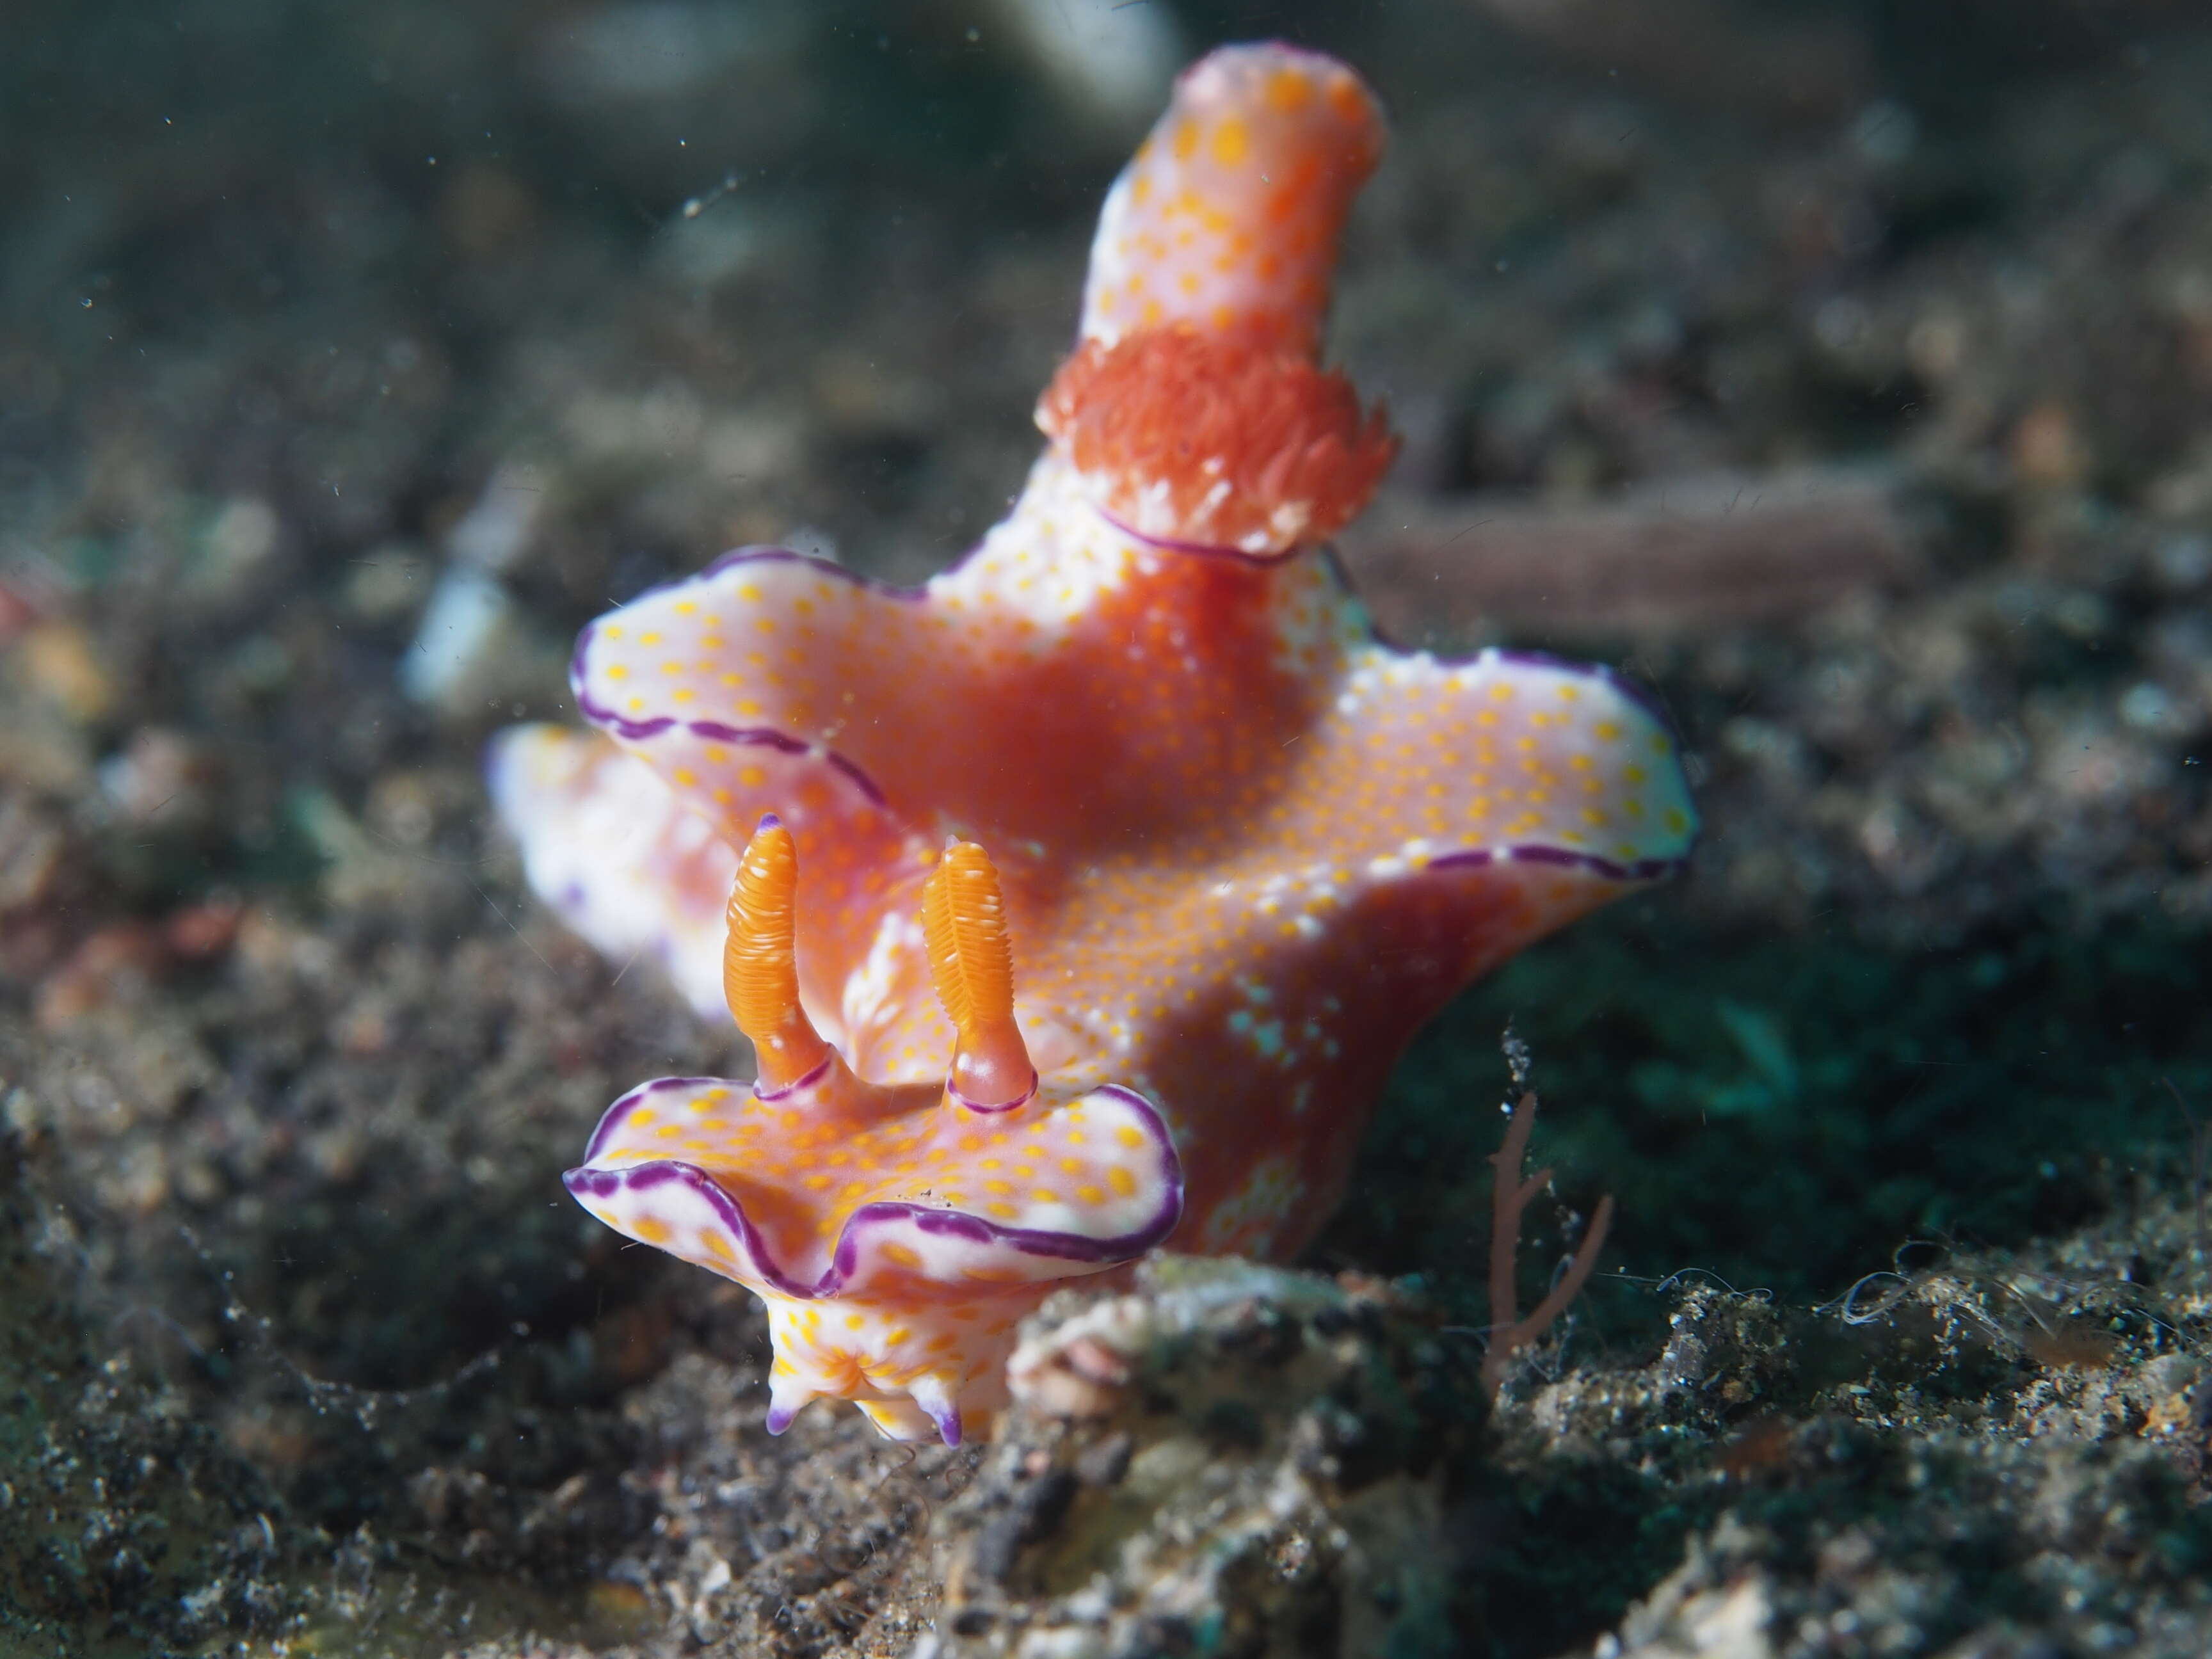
[1482,1091,1615,1396]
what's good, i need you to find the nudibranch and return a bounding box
[490,43,1696,1443]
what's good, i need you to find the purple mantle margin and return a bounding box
[563,1079,1185,1303]
[563,540,1697,939]
[567,538,1691,815]
[1427,841,1686,885]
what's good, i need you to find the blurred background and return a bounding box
[4,1,2211,1653]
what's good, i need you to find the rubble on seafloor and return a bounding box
[917,1260,1471,1659]
[427,1207,2212,1659]
[0,1135,300,1654]
[11,1132,2212,1656]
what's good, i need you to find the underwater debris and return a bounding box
[1343,465,1923,639]
[1481,1089,1615,1395]
[931,1256,1471,1659]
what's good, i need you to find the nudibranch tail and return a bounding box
[723,813,833,1091]
[924,838,1038,1111]
[1043,43,1397,555]
[1078,43,1384,353]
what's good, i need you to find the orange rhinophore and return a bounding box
[922,840,1038,1110]
[722,815,831,1091]
[492,43,1697,1447]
